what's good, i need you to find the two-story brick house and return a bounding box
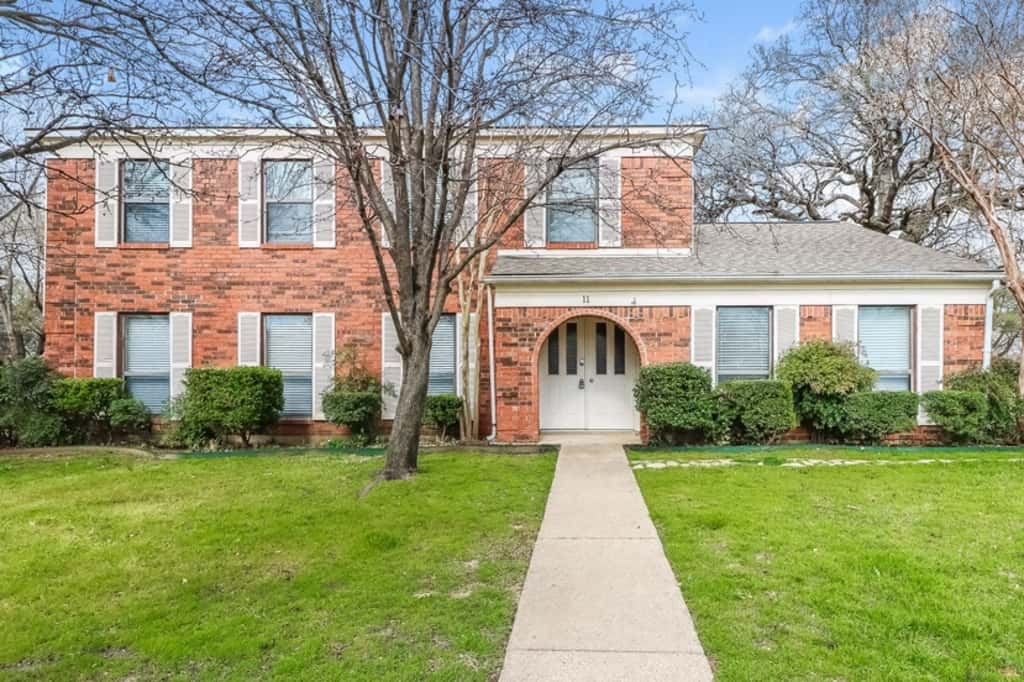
[42,127,1001,442]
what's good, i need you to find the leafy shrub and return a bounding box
[50,377,127,442]
[839,391,919,443]
[322,344,384,445]
[109,398,151,435]
[945,366,1020,443]
[922,390,989,443]
[715,380,797,444]
[633,363,716,444]
[424,394,463,440]
[0,356,66,446]
[175,367,284,448]
[776,341,876,435]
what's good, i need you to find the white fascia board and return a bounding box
[497,248,692,258]
[487,271,1001,285]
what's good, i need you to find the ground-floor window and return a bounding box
[264,314,313,417]
[716,306,771,384]
[858,305,913,391]
[428,314,457,394]
[122,314,170,413]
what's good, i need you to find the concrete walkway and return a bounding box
[500,432,713,681]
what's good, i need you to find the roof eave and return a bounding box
[486,271,1004,285]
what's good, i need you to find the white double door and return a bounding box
[539,318,639,431]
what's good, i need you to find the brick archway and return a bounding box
[492,305,690,442]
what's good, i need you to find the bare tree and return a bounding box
[696,0,968,244]
[889,0,1024,391]
[88,0,697,478]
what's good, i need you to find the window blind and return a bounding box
[123,160,170,243]
[716,307,771,383]
[858,306,912,391]
[264,314,313,416]
[428,314,456,395]
[265,160,313,243]
[123,314,170,413]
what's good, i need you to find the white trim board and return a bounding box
[497,248,691,258]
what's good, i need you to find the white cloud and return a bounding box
[754,20,797,44]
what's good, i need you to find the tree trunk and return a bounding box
[384,340,432,480]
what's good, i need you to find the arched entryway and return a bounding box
[538,315,641,432]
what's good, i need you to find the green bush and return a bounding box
[50,377,127,442]
[0,356,67,446]
[175,367,284,448]
[424,394,463,440]
[633,363,716,444]
[776,341,876,434]
[839,391,919,443]
[945,366,1020,443]
[109,398,151,435]
[715,380,797,444]
[922,390,989,443]
[323,388,382,445]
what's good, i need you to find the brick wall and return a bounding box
[799,305,832,342]
[620,157,693,249]
[492,305,690,441]
[944,304,986,377]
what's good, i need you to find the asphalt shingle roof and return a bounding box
[490,221,999,281]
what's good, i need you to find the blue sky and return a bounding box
[669,0,804,118]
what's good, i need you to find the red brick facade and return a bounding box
[943,304,986,377]
[620,157,693,249]
[799,305,832,342]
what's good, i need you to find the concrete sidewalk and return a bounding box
[500,432,713,681]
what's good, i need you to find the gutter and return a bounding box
[486,284,498,443]
[983,278,1002,368]
[486,271,1004,285]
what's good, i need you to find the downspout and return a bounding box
[486,284,498,442]
[983,278,1001,368]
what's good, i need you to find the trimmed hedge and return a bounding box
[715,380,796,444]
[50,377,136,442]
[423,394,463,440]
[633,363,715,444]
[323,388,382,445]
[776,341,875,434]
[172,366,284,447]
[922,390,989,443]
[944,366,1020,443]
[839,391,919,443]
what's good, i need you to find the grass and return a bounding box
[628,443,1024,463]
[631,448,1024,681]
[0,448,555,680]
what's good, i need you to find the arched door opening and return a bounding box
[538,316,641,432]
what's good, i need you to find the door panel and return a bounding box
[539,321,586,430]
[583,319,637,430]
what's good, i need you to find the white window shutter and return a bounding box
[918,305,943,394]
[94,312,117,377]
[456,176,477,247]
[237,312,261,366]
[238,160,261,247]
[169,312,192,398]
[833,305,857,344]
[691,307,715,375]
[598,155,622,247]
[523,157,546,247]
[312,313,335,420]
[381,313,403,419]
[774,305,799,363]
[313,157,336,248]
[379,159,393,248]
[169,158,192,247]
[95,158,119,247]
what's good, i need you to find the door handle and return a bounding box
[578,378,585,390]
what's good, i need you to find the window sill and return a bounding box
[261,243,314,250]
[545,242,599,250]
[119,242,170,250]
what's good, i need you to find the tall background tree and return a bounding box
[89,0,697,477]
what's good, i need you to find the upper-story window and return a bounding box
[264,160,313,243]
[123,160,170,243]
[547,160,599,244]
[858,306,912,391]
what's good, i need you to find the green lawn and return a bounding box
[630,448,1024,681]
[629,443,1024,463]
[0,449,555,680]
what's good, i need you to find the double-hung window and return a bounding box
[716,307,772,384]
[858,306,913,391]
[123,314,170,413]
[546,160,599,244]
[264,160,313,243]
[428,314,457,395]
[264,314,313,417]
[123,160,170,242]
